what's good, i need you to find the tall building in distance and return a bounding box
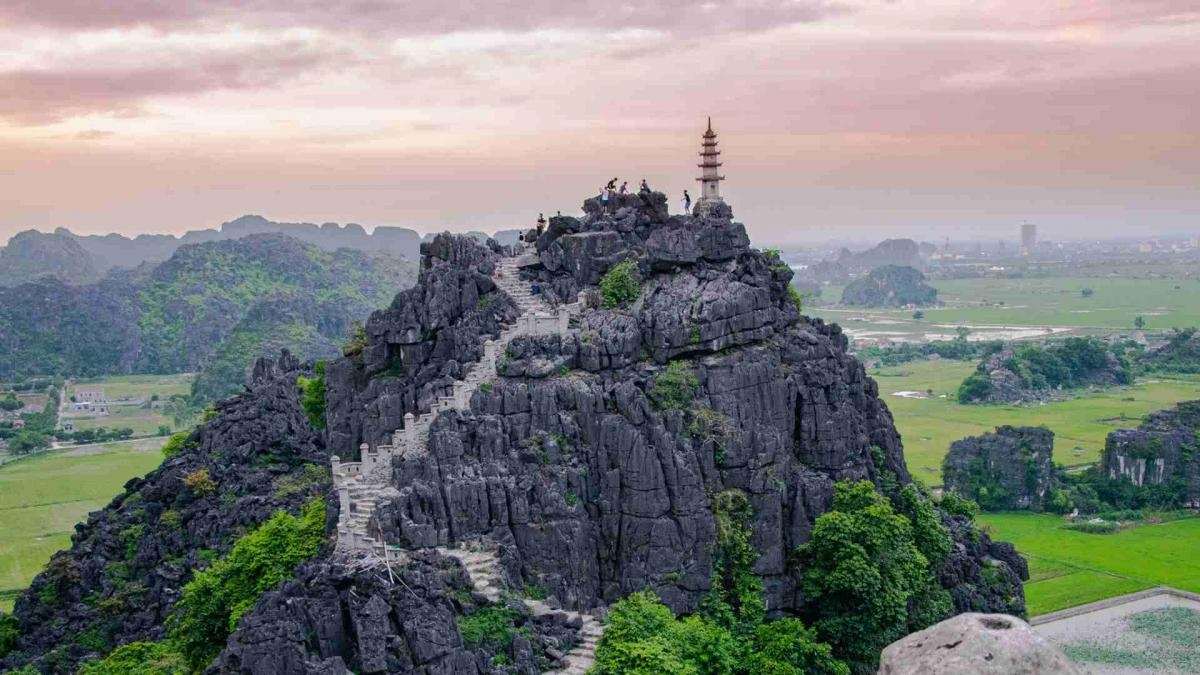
[1020,223,1037,257]
[696,117,725,206]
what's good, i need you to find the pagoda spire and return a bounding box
[696,117,724,205]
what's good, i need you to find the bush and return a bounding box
[77,641,189,675]
[787,285,803,312]
[600,261,641,309]
[746,618,849,675]
[651,361,699,411]
[182,469,217,497]
[271,463,329,500]
[938,491,980,518]
[458,605,519,648]
[297,361,327,430]
[0,612,18,658]
[160,431,191,458]
[956,372,993,403]
[168,499,326,667]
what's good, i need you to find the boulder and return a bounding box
[880,613,1080,675]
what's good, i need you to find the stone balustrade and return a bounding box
[332,253,580,555]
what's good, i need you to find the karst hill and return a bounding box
[2,190,1028,675]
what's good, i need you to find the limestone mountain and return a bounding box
[840,265,938,307]
[943,426,1058,511]
[1,192,1026,675]
[0,234,418,403]
[799,238,925,285]
[0,230,102,287]
[1103,399,1200,507]
[0,217,426,286]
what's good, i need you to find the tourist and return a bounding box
[639,179,650,194]
[606,177,618,191]
[619,181,628,195]
[601,186,610,210]
[537,213,546,238]
[683,189,692,213]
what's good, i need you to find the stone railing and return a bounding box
[332,253,582,555]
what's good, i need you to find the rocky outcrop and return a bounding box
[324,234,519,459]
[0,352,330,675]
[1101,400,1200,506]
[962,340,1131,405]
[318,192,1023,627]
[880,613,1081,675]
[215,552,574,675]
[840,265,937,308]
[943,427,1057,511]
[795,238,924,285]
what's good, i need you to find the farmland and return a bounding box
[977,512,1200,617]
[870,360,1200,485]
[0,438,165,613]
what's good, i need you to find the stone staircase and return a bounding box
[439,544,603,675]
[332,250,579,556]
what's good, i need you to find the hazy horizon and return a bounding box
[2,1,1198,244]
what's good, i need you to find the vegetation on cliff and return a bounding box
[958,337,1132,404]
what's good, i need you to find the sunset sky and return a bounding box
[1,1,1197,244]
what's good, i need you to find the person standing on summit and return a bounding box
[683,189,692,214]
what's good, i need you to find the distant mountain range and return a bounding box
[0,233,418,403]
[0,216,525,287]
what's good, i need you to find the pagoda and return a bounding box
[696,117,725,206]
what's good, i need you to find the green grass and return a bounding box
[978,512,1200,616]
[871,360,1200,484]
[812,277,1200,340]
[0,438,165,612]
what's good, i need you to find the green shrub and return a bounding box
[938,491,980,519]
[120,524,147,560]
[478,381,493,393]
[600,261,641,309]
[168,499,326,667]
[297,361,327,430]
[524,583,548,601]
[956,372,993,403]
[746,618,850,675]
[787,285,803,312]
[565,489,580,508]
[0,612,18,658]
[78,641,189,675]
[271,463,330,500]
[75,626,110,652]
[458,605,519,648]
[651,361,698,411]
[160,431,191,458]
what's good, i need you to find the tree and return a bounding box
[797,481,951,674]
[1081,287,1094,298]
[0,612,18,659]
[1134,316,1146,330]
[0,392,22,412]
[600,261,642,309]
[911,310,925,320]
[297,361,327,430]
[8,430,49,455]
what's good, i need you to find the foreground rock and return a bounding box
[943,426,1057,511]
[880,613,1081,675]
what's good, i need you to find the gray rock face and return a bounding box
[1102,400,1200,504]
[321,192,1023,626]
[943,426,1057,511]
[325,233,519,458]
[879,613,1081,675]
[214,553,572,675]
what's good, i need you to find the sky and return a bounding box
[1,1,1198,245]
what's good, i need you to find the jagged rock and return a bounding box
[943,426,1057,511]
[879,613,1080,675]
[325,234,519,458]
[1102,399,1200,505]
[1,351,330,675]
[215,553,571,675]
